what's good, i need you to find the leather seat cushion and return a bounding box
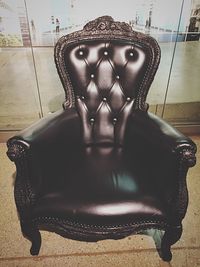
[33,194,166,226]
[32,146,169,225]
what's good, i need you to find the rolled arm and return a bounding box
[7,108,81,162]
[128,111,197,167]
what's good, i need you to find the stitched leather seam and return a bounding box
[32,216,168,229]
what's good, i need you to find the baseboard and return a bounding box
[172,124,200,135]
[0,131,18,143]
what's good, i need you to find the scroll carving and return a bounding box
[7,139,36,215]
[84,16,132,33]
[7,140,30,161]
[172,144,197,221]
[176,144,197,167]
[180,148,196,167]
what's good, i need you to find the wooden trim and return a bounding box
[173,124,200,135]
[0,131,18,143]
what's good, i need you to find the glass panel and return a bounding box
[25,0,70,46]
[24,0,183,115]
[162,0,200,124]
[145,0,184,113]
[0,0,41,130]
[1,0,198,131]
[25,0,67,115]
[31,47,64,115]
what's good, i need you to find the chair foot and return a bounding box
[30,230,41,255]
[159,245,172,262]
[30,239,41,256]
[160,225,182,262]
[21,221,41,256]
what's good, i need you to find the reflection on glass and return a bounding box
[0,0,23,46]
[0,0,41,130]
[163,0,200,124]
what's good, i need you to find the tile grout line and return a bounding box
[0,246,200,262]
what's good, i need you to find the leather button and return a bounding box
[130,52,134,57]
[81,96,85,100]
[103,97,107,101]
[113,118,117,123]
[90,118,95,123]
[79,50,84,56]
[104,51,108,56]
[126,97,131,101]
[91,74,94,78]
[116,75,120,80]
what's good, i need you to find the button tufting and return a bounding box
[103,97,107,101]
[113,118,117,123]
[90,118,95,123]
[91,74,94,78]
[104,51,108,56]
[129,52,134,57]
[116,75,120,80]
[81,96,85,100]
[79,50,84,56]
[126,97,131,101]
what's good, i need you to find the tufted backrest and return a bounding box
[55,16,160,146]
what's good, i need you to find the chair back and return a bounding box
[55,16,160,145]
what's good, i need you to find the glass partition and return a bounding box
[161,0,200,125]
[0,0,199,131]
[0,0,41,130]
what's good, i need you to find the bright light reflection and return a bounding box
[93,202,162,215]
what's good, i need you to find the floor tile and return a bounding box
[0,250,164,267]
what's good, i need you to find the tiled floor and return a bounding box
[0,136,199,266]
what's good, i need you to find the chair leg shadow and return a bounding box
[141,225,182,262]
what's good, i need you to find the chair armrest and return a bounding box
[7,108,81,162]
[6,108,81,202]
[128,111,197,167]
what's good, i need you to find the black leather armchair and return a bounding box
[7,16,197,262]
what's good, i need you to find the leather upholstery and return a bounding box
[64,40,147,145]
[12,109,183,212]
[14,108,80,146]
[32,145,169,225]
[127,111,196,154]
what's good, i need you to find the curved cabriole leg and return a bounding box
[21,221,41,255]
[160,225,182,262]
